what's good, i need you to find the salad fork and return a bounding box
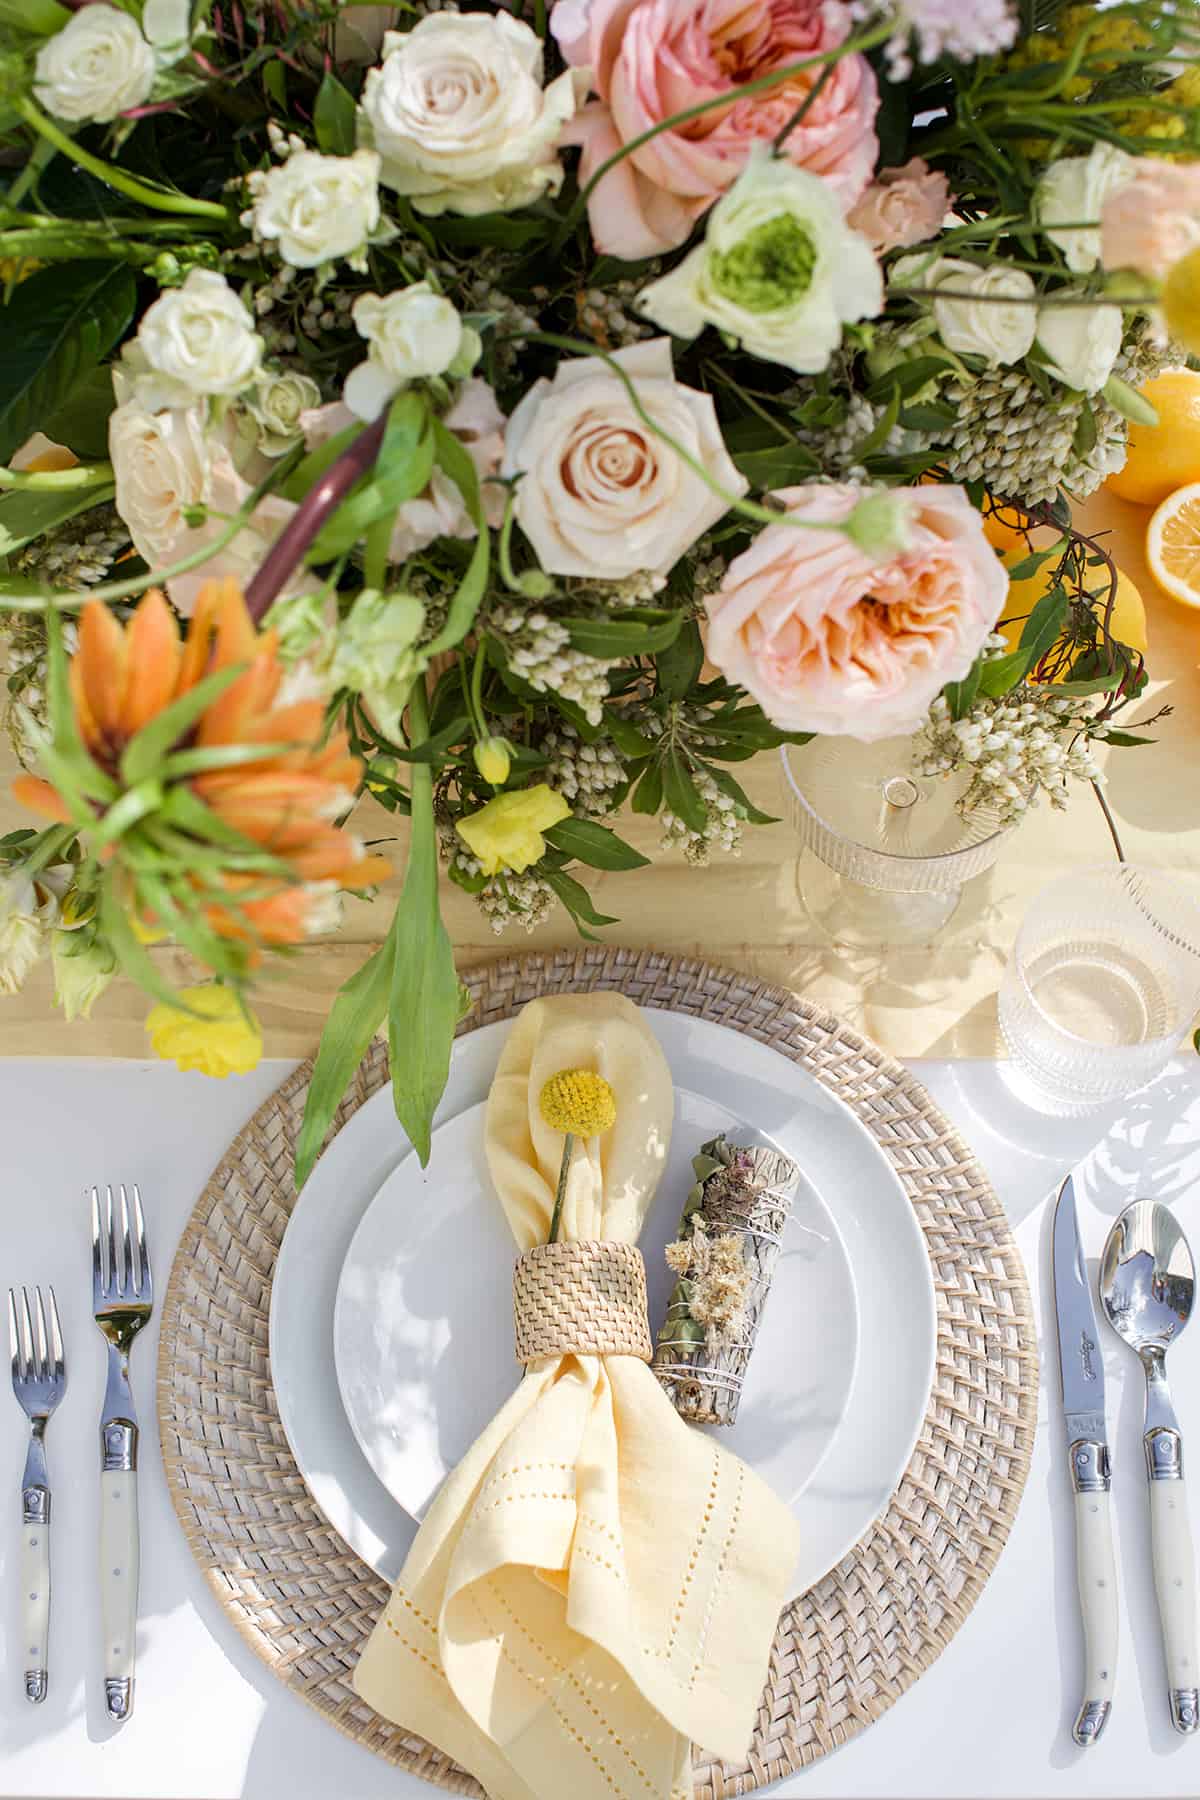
[8,1285,65,1704]
[92,1184,152,1723]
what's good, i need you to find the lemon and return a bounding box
[989,525,1148,672]
[1146,480,1200,608]
[1107,368,1200,507]
[1163,247,1200,358]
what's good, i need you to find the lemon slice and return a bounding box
[1147,481,1200,608]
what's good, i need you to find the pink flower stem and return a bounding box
[244,414,388,624]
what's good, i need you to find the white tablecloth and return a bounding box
[1,1054,1198,1799]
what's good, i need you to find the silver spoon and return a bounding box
[1100,1200,1199,1733]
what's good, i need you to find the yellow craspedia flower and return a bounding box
[146,984,263,1078]
[456,784,570,877]
[539,1069,618,1136]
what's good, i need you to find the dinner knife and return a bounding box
[1054,1174,1118,1745]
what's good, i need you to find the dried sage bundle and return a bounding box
[652,1135,800,1426]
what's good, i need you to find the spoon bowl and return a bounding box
[1100,1198,1199,1734]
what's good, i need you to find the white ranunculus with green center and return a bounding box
[636,151,883,375]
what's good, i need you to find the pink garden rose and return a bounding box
[551,0,879,260]
[705,483,1008,740]
[1101,158,1200,281]
[847,157,950,254]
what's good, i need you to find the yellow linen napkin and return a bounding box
[354,992,800,1800]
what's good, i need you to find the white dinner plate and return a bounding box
[269,1008,936,1595]
[334,1092,858,1536]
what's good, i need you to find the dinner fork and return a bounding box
[8,1285,65,1704]
[92,1184,152,1723]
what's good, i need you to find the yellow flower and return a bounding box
[455,784,569,876]
[145,984,263,1078]
[539,1069,618,1136]
[472,735,513,786]
[1163,246,1200,356]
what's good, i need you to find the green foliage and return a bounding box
[0,264,136,464]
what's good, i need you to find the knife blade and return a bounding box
[1054,1174,1118,1746]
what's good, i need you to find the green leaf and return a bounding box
[388,773,460,1165]
[730,441,821,488]
[1018,582,1068,660]
[314,71,357,155]
[605,714,657,758]
[423,417,490,657]
[120,665,242,788]
[295,937,395,1190]
[98,872,188,1014]
[977,649,1034,698]
[1101,729,1157,747]
[702,763,777,825]
[307,393,434,562]
[663,748,708,833]
[657,619,704,700]
[855,384,902,459]
[281,423,363,502]
[544,866,618,939]
[1103,373,1159,427]
[0,0,68,30]
[943,659,983,720]
[544,817,650,870]
[1072,400,1098,460]
[1050,671,1122,696]
[0,264,136,464]
[0,482,115,556]
[630,761,663,815]
[42,365,116,461]
[263,59,287,110]
[563,608,683,659]
[426,212,554,251]
[1003,540,1068,582]
[865,356,952,404]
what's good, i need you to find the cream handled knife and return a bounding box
[1054,1175,1118,1745]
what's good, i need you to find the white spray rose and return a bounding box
[1036,300,1123,395]
[34,5,157,123]
[502,338,748,581]
[252,148,383,270]
[638,151,882,375]
[894,254,1036,365]
[0,873,47,997]
[246,369,324,456]
[359,12,582,215]
[142,0,193,54]
[138,270,264,402]
[343,283,476,420]
[1036,143,1132,276]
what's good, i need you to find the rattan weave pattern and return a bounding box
[157,947,1037,1797]
[513,1240,654,1364]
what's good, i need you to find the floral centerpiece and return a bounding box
[0,0,1194,1178]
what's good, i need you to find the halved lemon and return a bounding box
[1146,481,1200,608]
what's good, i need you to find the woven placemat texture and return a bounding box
[157,948,1038,1796]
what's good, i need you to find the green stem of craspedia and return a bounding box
[539,1070,617,1245]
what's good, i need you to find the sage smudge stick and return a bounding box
[652,1136,800,1426]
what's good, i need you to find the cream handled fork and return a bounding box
[8,1286,65,1704]
[92,1184,153,1724]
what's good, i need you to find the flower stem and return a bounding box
[547,1133,575,1245]
[17,98,231,222]
[0,461,113,492]
[244,413,388,622]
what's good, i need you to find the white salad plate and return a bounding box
[269,1008,937,1596]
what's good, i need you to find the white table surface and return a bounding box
[1,1054,1199,1800]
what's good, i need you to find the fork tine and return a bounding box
[18,1287,34,1381]
[105,1183,119,1298]
[132,1184,151,1300]
[91,1185,103,1304]
[47,1287,64,1380]
[8,1288,19,1381]
[33,1287,48,1382]
[119,1184,133,1299]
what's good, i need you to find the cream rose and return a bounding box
[34,5,156,123]
[1036,301,1122,395]
[109,399,298,614]
[138,270,264,401]
[343,283,474,420]
[246,368,324,456]
[1036,143,1132,275]
[359,12,582,215]
[252,148,382,269]
[638,151,882,376]
[894,254,1036,366]
[705,483,1008,740]
[501,338,748,581]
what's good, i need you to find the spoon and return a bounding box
[1100,1200,1199,1733]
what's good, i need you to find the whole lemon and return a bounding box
[1163,246,1200,358]
[1107,368,1200,507]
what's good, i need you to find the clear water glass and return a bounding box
[999,866,1200,1114]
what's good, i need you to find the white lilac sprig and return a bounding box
[858,0,1019,80]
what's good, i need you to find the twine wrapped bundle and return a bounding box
[354,994,800,1800]
[653,1137,801,1427]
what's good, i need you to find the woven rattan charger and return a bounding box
[157,948,1038,1796]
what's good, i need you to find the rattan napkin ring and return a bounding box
[513,1240,654,1364]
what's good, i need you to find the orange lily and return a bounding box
[14,579,389,946]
